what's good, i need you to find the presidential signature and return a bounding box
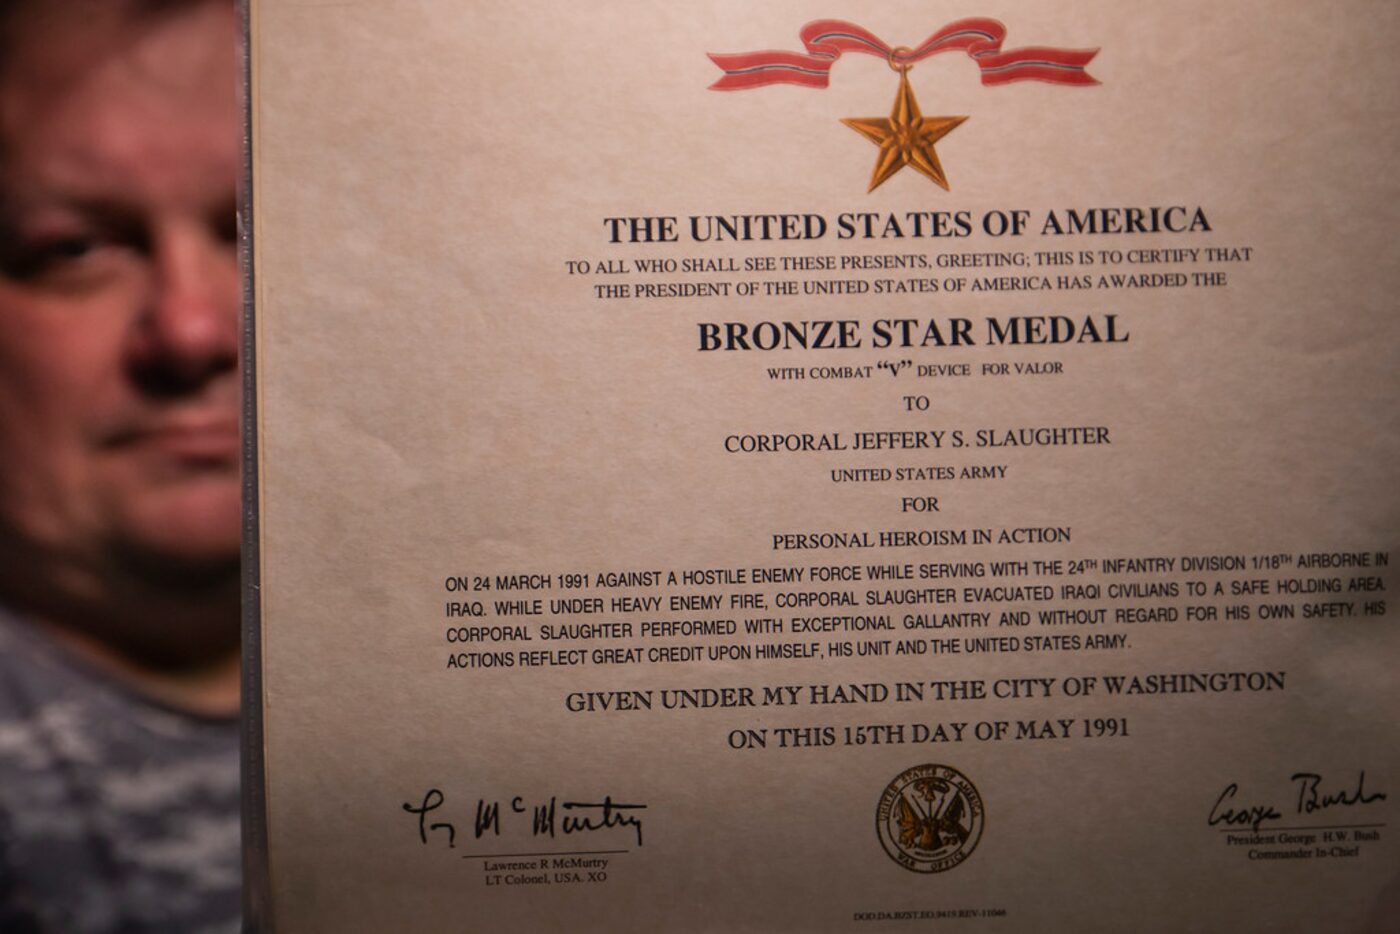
[1207,771,1387,832]
[402,789,647,849]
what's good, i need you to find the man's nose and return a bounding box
[126,221,240,396]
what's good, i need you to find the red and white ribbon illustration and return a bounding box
[708,18,1099,90]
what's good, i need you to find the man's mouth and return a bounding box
[105,415,240,464]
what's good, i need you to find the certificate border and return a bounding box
[239,0,272,928]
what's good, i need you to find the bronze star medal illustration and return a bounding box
[709,18,1099,192]
[841,52,966,192]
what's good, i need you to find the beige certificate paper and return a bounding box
[246,1,1399,930]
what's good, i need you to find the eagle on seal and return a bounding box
[897,778,970,851]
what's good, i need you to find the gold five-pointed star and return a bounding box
[842,70,967,192]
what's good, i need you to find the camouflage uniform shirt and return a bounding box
[0,612,240,932]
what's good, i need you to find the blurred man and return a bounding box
[0,0,241,928]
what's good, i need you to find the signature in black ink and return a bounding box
[401,789,647,849]
[558,798,646,846]
[1208,772,1387,832]
[1207,783,1282,832]
[403,788,457,848]
[1291,771,1386,816]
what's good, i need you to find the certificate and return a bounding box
[245,1,1399,929]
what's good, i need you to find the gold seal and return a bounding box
[876,763,984,873]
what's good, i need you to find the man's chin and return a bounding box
[109,482,243,581]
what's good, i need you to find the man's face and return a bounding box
[0,0,240,601]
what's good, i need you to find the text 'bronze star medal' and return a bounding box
[841,50,967,192]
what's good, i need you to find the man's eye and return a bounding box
[1,236,106,281]
[48,238,93,259]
